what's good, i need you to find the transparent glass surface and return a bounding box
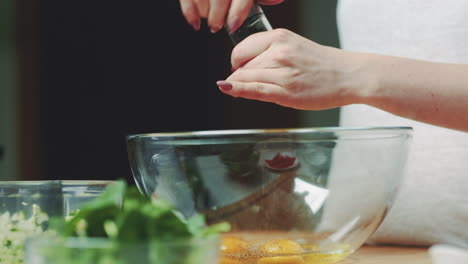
[0,180,64,218]
[127,127,413,264]
[0,180,114,264]
[62,180,114,216]
[25,235,221,264]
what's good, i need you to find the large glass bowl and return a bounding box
[126,127,412,264]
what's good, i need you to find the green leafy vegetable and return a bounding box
[52,180,229,241]
[40,179,230,264]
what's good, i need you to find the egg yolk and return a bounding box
[220,236,251,264]
[257,239,305,264]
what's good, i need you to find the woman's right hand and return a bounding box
[178,0,285,33]
[218,28,367,111]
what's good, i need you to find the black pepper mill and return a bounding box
[226,4,273,46]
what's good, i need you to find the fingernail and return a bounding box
[191,19,201,31]
[227,16,241,33]
[217,81,233,91]
[210,25,222,33]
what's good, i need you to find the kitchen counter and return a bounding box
[344,245,431,264]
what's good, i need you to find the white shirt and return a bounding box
[337,0,468,247]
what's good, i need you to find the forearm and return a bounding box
[356,53,468,132]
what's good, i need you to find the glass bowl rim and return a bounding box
[126,126,413,140]
[0,180,115,186]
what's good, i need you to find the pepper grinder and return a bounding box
[226,4,273,46]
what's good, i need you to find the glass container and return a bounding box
[25,235,221,264]
[0,180,115,264]
[126,127,412,264]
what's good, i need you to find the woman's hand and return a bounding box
[217,28,368,110]
[217,28,468,132]
[179,0,284,33]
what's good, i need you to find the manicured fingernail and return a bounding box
[210,25,222,33]
[227,16,241,33]
[217,81,232,91]
[191,19,201,31]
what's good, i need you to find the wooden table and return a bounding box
[341,245,432,264]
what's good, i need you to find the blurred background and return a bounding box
[0,0,339,182]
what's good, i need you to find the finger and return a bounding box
[195,0,210,18]
[231,30,279,70]
[208,0,231,33]
[225,0,254,33]
[179,0,201,30]
[258,0,285,5]
[227,68,288,86]
[217,80,286,104]
[233,42,286,71]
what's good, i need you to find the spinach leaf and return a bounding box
[45,179,230,264]
[51,179,230,241]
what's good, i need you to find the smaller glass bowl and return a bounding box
[0,180,115,264]
[62,180,115,216]
[25,235,221,264]
[0,180,64,218]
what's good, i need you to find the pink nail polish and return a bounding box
[217,81,233,91]
[210,26,221,34]
[191,19,201,31]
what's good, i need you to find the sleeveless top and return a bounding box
[336,0,468,247]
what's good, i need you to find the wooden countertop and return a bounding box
[342,245,432,264]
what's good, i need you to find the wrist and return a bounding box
[340,50,381,106]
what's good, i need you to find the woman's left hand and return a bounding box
[179,0,285,33]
